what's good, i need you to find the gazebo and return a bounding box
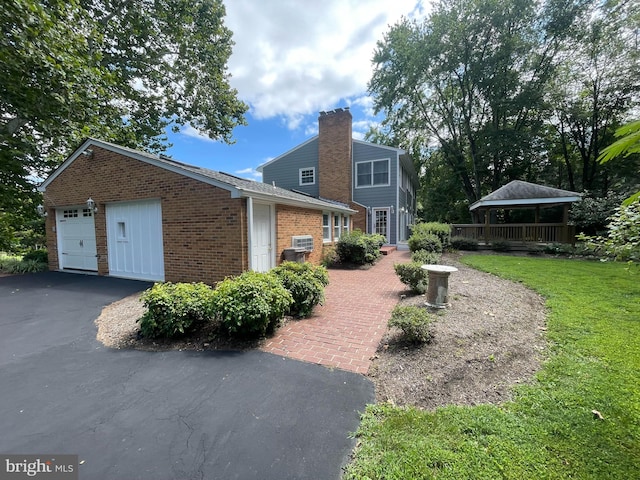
[452,181,582,245]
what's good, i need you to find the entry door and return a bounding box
[56,207,98,271]
[373,208,390,242]
[252,203,273,272]
[106,200,164,281]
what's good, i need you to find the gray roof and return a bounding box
[470,180,582,211]
[39,138,355,214]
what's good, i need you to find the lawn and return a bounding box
[345,256,640,479]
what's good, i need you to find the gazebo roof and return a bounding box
[470,180,582,211]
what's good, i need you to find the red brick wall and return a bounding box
[318,108,352,204]
[275,205,324,265]
[42,146,248,284]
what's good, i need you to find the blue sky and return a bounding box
[163,0,430,181]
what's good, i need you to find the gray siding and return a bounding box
[262,138,320,197]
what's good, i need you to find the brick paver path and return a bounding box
[261,250,411,374]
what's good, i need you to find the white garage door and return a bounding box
[106,200,164,281]
[56,207,98,272]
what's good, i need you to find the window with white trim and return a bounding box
[299,167,315,186]
[342,215,349,235]
[333,214,341,240]
[322,213,331,242]
[356,159,390,188]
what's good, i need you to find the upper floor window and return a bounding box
[356,159,390,188]
[299,167,315,186]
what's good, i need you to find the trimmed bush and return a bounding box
[388,305,432,343]
[336,230,386,265]
[491,240,511,252]
[408,232,442,253]
[0,254,48,274]
[22,249,48,263]
[394,262,428,294]
[138,282,215,339]
[450,236,479,251]
[212,271,293,338]
[411,250,441,265]
[410,222,451,247]
[272,261,329,318]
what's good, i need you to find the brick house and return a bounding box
[258,108,420,246]
[38,138,354,283]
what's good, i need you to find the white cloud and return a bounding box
[180,124,218,143]
[223,0,426,126]
[235,167,262,181]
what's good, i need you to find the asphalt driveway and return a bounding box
[0,272,374,479]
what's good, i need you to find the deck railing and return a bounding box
[451,223,575,244]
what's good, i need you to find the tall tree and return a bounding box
[546,0,640,194]
[369,0,583,213]
[0,0,247,251]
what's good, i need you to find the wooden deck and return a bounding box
[451,223,576,244]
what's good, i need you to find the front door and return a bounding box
[56,207,98,271]
[373,208,390,243]
[252,203,273,272]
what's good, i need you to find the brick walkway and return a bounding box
[261,250,411,374]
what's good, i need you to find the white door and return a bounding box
[56,207,98,271]
[373,208,390,243]
[252,203,273,272]
[106,200,164,281]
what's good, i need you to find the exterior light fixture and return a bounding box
[81,149,94,157]
[36,204,47,217]
[390,205,395,214]
[86,197,97,213]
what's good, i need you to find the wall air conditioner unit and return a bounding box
[291,235,314,252]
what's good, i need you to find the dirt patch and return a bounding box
[369,253,547,410]
[95,253,547,411]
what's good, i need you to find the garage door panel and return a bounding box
[56,209,98,272]
[106,201,164,281]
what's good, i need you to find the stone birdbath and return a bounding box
[421,264,458,308]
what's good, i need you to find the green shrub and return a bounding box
[410,250,441,265]
[408,232,442,253]
[212,271,293,338]
[491,240,511,252]
[272,261,329,318]
[450,236,479,251]
[138,282,215,339]
[336,230,385,265]
[394,262,428,294]
[0,254,48,274]
[410,222,451,247]
[388,305,432,343]
[321,245,339,267]
[22,249,48,263]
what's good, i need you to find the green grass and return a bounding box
[0,253,48,274]
[345,256,640,479]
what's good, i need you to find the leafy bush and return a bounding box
[408,232,442,253]
[491,240,511,252]
[335,230,386,265]
[272,261,329,318]
[22,249,48,263]
[138,282,215,339]
[388,305,432,343]
[0,254,48,274]
[569,192,627,235]
[411,250,441,265]
[450,236,479,251]
[394,262,428,294]
[578,199,640,263]
[212,271,293,338]
[321,245,339,267]
[410,222,451,247]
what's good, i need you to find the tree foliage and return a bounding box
[0,0,247,251]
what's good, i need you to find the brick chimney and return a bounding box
[318,108,352,204]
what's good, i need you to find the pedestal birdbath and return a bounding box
[421,264,458,308]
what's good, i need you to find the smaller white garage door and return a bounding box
[56,207,98,272]
[106,200,164,281]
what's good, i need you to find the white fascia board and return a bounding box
[241,191,355,214]
[470,196,582,210]
[353,138,406,154]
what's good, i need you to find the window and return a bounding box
[82,208,93,217]
[63,209,78,218]
[117,221,127,241]
[356,159,389,188]
[333,214,341,240]
[299,167,315,185]
[322,214,331,242]
[342,215,349,235]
